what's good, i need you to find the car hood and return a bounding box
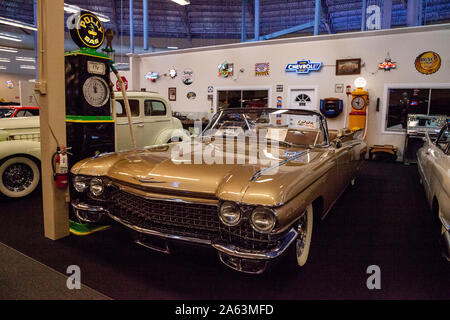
[71,140,327,206]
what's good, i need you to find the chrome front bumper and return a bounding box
[71,200,298,273]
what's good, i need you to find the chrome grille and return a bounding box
[105,188,284,250]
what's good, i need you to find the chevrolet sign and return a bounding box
[285,60,322,74]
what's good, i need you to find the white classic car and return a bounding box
[417,123,450,261]
[0,91,186,198]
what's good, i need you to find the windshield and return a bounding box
[0,108,14,118]
[202,108,329,147]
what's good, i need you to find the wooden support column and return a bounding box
[36,0,69,240]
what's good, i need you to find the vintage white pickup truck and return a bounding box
[0,91,185,198]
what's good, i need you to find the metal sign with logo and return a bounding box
[255,63,269,76]
[415,51,441,75]
[285,60,322,74]
[182,68,194,85]
[69,11,105,50]
[115,76,128,91]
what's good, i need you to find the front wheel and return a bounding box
[0,157,40,198]
[295,203,314,267]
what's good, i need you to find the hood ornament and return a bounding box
[133,176,167,184]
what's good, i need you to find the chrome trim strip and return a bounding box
[440,216,450,231]
[250,150,310,182]
[212,228,298,260]
[72,200,106,212]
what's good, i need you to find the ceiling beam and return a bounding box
[321,0,335,34]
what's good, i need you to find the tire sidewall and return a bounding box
[0,157,40,198]
[296,203,314,267]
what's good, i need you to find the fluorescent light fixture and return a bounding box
[0,58,11,63]
[0,66,7,70]
[64,3,110,22]
[20,65,36,70]
[170,0,190,5]
[15,57,35,62]
[167,46,179,49]
[0,17,37,31]
[0,46,18,53]
[0,33,22,42]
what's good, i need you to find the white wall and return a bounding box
[129,24,450,157]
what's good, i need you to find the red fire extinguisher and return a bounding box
[52,146,70,189]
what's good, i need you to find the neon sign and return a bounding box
[285,60,322,74]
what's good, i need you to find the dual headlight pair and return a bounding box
[72,176,105,197]
[219,201,276,233]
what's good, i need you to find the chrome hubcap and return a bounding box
[2,163,34,192]
[296,212,308,257]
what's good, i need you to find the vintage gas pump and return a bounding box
[348,77,369,139]
[65,11,115,168]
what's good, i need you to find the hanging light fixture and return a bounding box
[64,3,111,22]
[0,33,22,42]
[0,17,37,31]
[170,0,190,5]
[0,46,18,53]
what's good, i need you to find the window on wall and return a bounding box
[385,88,450,132]
[218,89,269,110]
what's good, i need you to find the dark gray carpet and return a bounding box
[0,161,448,299]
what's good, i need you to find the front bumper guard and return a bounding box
[71,200,298,273]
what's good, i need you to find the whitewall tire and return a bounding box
[0,157,40,198]
[296,203,314,267]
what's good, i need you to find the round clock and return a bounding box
[82,76,110,107]
[351,96,366,110]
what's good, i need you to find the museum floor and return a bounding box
[0,161,449,300]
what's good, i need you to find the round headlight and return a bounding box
[89,178,104,197]
[73,176,88,193]
[219,201,242,226]
[250,207,276,233]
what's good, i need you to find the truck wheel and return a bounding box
[0,157,40,198]
[295,203,313,267]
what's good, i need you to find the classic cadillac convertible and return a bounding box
[70,108,366,273]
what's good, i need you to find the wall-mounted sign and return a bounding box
[218,62,233,78]
[276,85,283,93]
[168,87,176,101]
[285,60,322,74]
[335,84,344,93]
[145,72,159,82]
[182,68,194,85]
[115,76,128,91]
[187,92,196,100]
[69,11,105,50]
[169,68,177,79]
[6,80,13,89]
[336,58,361,75]
[255,63,269,76]
[379,57,397,71]
[415,51,441,75]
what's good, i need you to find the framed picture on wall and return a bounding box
[336,58,361,75]
[168,87,176,101]
[335,83,344,93]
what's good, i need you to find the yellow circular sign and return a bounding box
[70,11,105,49]
[415,51,441,75]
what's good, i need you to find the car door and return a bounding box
[143,99,172,146]
[429,125,450,199]
[418,133,434,195]
[115,98,144,151]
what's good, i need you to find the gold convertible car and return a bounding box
[70,108,367,273]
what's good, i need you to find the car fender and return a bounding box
[0,140,41,163]
[154,124,190,145]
